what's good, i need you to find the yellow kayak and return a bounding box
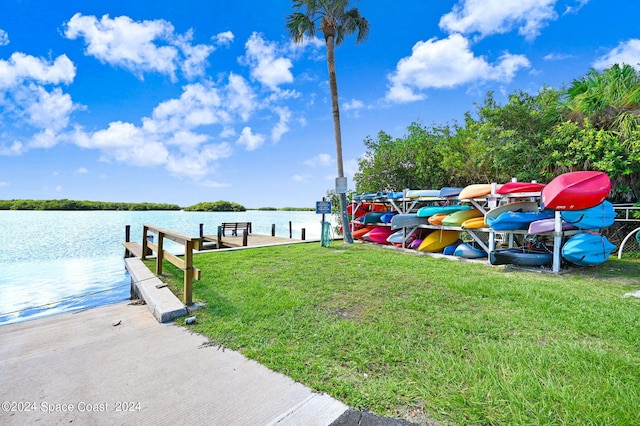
[417,230,460,252]
[461,217,486,229]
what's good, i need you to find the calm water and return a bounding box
[0,210,331,325]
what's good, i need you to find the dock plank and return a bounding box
[202,233,299,248]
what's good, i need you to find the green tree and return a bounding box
[473,88,563,183]
[287,0,369,244]
[565,64,640,138]
[354,122,448,191]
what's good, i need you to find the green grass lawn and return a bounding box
[151,243,640,425]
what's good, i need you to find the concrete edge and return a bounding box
[266,392,348,425]
[125,258,187,323]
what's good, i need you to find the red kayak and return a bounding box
[347,202,387,215]
[541,171,611,210]
[366,227,395,244]
[497,182,546,194]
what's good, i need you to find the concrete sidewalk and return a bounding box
[0,302,348,425]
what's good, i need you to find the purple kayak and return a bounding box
[528,218,578,234]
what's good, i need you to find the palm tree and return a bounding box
[566,64,640,138]
[287,0,369,244]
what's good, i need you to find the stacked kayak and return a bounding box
[560,201,616,229]
[366,227,395,244]
[528,218,577,234]
[428,213,449,225]
[561,233,616,266]
[458,184,502,200]
[490,247,553,266]
[484,201,538,225]
[391,213,429,229]
[541,171,611,210]
[454,242,487,259]
[350,170,617,270]
[417,205,471,218]
[487,210,554,230]
[461,217,486,229]
[442,209,483,226]
[497,182,545,194]
[417,230,460,252]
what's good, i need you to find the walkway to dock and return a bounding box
[0,302,348,425]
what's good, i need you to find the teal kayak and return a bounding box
[561,233,616,266]
[416,205,471,218]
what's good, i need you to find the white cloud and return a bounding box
[544,52,574,61]
[75,167,89,174]
[0,140,22,155]
[562,0,589,16]
[236,126,265,151]
[225,73,257,122]
[0,29,9,46]
[287,36,325,61]
[241,32,293,89]
[201,180,231,188]
[64,13,213,81]
[0,53,77,153]
[174,30,215,80]
[386,34,530,103]
[24,85,75,132]
[342,98,364,111]
[0,53,75,88]
[304,153,333,167]
[271,106,291,142]
[166,142,232,179]
[65,75,260,178]
[593,39,640,70]
[292,173,312,182]
[439,0,558,41]
[213,31,234,47]
[144,82,224,134]
[0,181,8,187]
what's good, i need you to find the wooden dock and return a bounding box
[201,233,300,249]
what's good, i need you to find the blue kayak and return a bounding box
[454,242,487,259]
[560,201,616,230]
[439,187,463,198]
[561,233,616,266]
[487,210,554,230]
[443,241,461,255]
[380,212,398,223]
[416,205,472,218]
[386,192,405,199]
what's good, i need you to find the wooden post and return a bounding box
[156,232,164,276]
[271,224,276,236]
[199,223,204,238]
[302,228,306,240]
[242,228,248,246]
[217,225,222,249]
[184,240,193,305]
[289,221,292,238]
[124,225,131,258]
[142,226,149,260]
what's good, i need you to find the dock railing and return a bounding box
[141,224,201,305]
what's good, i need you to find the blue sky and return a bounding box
[1,0,639,208]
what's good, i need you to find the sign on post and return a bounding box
[316,201,332,214]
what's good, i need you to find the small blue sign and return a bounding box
[316,201,332,214]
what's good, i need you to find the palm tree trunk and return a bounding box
[325,30,353,243]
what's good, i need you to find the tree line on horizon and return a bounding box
[0,199,318,211]
[354,64,640,203]
[0,199,182,211]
